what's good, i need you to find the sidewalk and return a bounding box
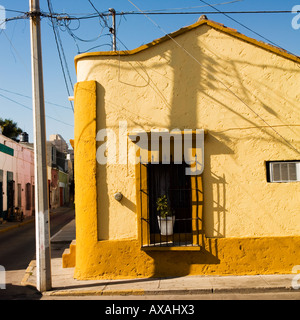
[21,219,298,297]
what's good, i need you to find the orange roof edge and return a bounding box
[70,139,74,149]
[74,18,300,71]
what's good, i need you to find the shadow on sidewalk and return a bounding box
[52,276,161,292]
[0,283,42,300]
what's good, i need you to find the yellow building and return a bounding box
[66,18,300,280]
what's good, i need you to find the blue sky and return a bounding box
[0,0,299,145]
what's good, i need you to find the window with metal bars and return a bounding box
[138,161,203,248]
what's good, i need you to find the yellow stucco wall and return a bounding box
[72,20,300,279]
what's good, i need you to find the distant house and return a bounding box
[68,18,300,279]
[46,135,71,208]
[0,132,73,215]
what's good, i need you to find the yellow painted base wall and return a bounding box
[73,236,300,280]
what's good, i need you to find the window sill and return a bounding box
[141,245,201,251]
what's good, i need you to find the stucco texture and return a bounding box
[72,20,300,279]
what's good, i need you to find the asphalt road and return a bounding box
[0,207,75,300]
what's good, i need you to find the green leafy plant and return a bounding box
[156,195,172,218]
[0,118,23,139]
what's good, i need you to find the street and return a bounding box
[0,207,75,300]
[1,207,300,301]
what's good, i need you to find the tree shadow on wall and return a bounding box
[144,25,238,278]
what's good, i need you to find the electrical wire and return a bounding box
[199,0,285,51]
[1,7,296,23]
[0,87,73,110]
[2,5,299,153]
[47,0,74,112]
[87,0,114,51]
[1,28,31,73]
[49,1,242,16]
[87,0,106,21]
[0,92,73,127]
[0,8,28,14]
[61,10,296,20]
[127,0,300,154]
[133,0,243,12]
[47,3,112,54]
[77,43,112,54]
[87,1,112,34]
[0,14,28,28]
[115,10,294,15]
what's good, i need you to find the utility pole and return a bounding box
[29,0,52,292]
[109,8,116,51]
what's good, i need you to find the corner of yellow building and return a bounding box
[68,18,300,280]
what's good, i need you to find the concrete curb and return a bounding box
[21,257,296,297]
[41,286,294,297]
[21,273,296,297]
[21,261,36,287]
[44,289,146,297]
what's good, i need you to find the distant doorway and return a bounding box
[60,187,64,206]
[7,172,14,214]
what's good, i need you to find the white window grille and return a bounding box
[269,161,300,183]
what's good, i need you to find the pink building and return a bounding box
[0,133,35,219]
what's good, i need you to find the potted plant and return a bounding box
[156,195,175,236]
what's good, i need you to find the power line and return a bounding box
[131,0,243,12]
[0,8,28,14]
[116,10,295,15]
[199,0,284,51]
[0,87,73,110]
[62,10,296,20]
[87,0,106,21]
[87,0,114,50]
[0,92,73,127]
[77,43,112,54]
[44,1,242,16]
[0,8,296,24]
[0,14,29,29]
[55,12,111,54]
[47,0,74,112]
[1,29,31,73]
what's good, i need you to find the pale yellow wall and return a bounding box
[76,24,300,240]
